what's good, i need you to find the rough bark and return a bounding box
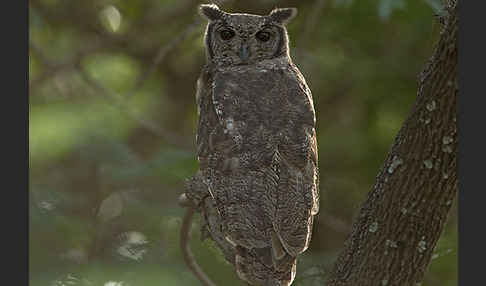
[326,1,458,286]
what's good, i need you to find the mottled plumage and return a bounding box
[186,4,319,286]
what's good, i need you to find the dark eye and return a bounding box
[220,29,235,40]
[256,31,271,42]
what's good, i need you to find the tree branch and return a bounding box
[179,194,217,286]
[326,1,458,285]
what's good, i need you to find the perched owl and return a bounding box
[185,4,319,286]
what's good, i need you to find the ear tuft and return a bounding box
[199,4,224,21]
[269,7,297,25]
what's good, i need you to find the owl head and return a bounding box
[199,4,297,66]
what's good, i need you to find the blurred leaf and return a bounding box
[98,192,124,223]
[114,231,149,261]
[103,282,126,286]
[50,273,83,286]
[100,5,123,33]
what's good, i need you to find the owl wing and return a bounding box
[267,65,319,257]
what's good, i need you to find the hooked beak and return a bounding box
[239,43,249,62]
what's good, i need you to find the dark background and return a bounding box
[28,0,457,285]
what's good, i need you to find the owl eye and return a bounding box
[219,29,235,40]
[256,31,271,42]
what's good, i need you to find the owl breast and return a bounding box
[209,60,315,170]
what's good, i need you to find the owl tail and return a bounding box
[235,246,296,286]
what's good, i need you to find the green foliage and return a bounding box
[29,0,456,285]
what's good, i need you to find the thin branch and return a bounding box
[179,194,217,286]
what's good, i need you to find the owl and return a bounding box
[186,4,319,286]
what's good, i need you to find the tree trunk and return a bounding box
[326,1,458,286]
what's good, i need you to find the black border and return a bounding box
[11,0,29,284]
[458,1,473,286]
